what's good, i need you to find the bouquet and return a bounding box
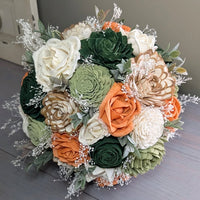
[4,3,199,198]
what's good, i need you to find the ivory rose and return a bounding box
[79,112,110,145]
[62,22,92,40]
[33,37,80,92]
[52,133,90,167]
[127,29,156,56]
[99,82,141,137]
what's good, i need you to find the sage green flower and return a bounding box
[79,28,133,69]
[125,138,166,177]
[69,64,114,107]
[28,117,51,146]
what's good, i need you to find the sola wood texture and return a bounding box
[0,58,200,200]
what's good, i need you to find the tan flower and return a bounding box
[41,91,78,133]
[127,50,175,106]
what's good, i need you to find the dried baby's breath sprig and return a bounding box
[179,94,200,112]
[1,93,22,136]
[16,19,44,52]
[176,75,192,86]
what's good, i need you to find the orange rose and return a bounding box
[102,21,131,32]
[164,96,181,121]
[52,133,90,167]
[99,82,141,137]
[96,175,131,187]
[21,72,29,86]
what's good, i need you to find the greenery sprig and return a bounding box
[164,118,184,130]
[36,20,62,41]
[70,107,96,129]
[26,149,53,172]
[110,59,132,82]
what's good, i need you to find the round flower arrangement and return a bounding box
[16,4,191,198]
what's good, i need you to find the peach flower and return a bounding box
[21,72,29,86]
[96,174,131,187]
[99,82,141,137]
[102,21,131,32]
[52,133,90,167]
[164,96,181,121]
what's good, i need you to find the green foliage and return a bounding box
[73,168,87,191]
[157,43,180,63]
[118,135,141,159]
[164,118,184,130]
[70,107,96,129]
[36,20,62,42]
[157,43,188,75]
[95,5,110,24]
[24,50,34,67]
[110,59,132,82]
[26,149,53,172]
[175,67,187,74]
[79,28,133,69]
[49,74,69,92]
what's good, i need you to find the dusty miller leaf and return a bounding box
[164,118,184,130]
[26,149,53,172]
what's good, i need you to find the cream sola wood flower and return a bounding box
[41,91,78,133]
[79,112,110,145]
[62,22,92,40]
[33,36,80,92]
[130,107,164,149]
[127,50,175,106]
[121,28,156,56]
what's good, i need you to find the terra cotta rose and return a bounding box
[99,82,141,137]
[52,133,90,167]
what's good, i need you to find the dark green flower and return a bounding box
[20,71,46,122]
[79,28,133,69]
[69,64,114,107]
[90,136,124,168]
[124,138,166,177]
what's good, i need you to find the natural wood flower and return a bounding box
[127,50,175,106]
[41,91,78,133]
